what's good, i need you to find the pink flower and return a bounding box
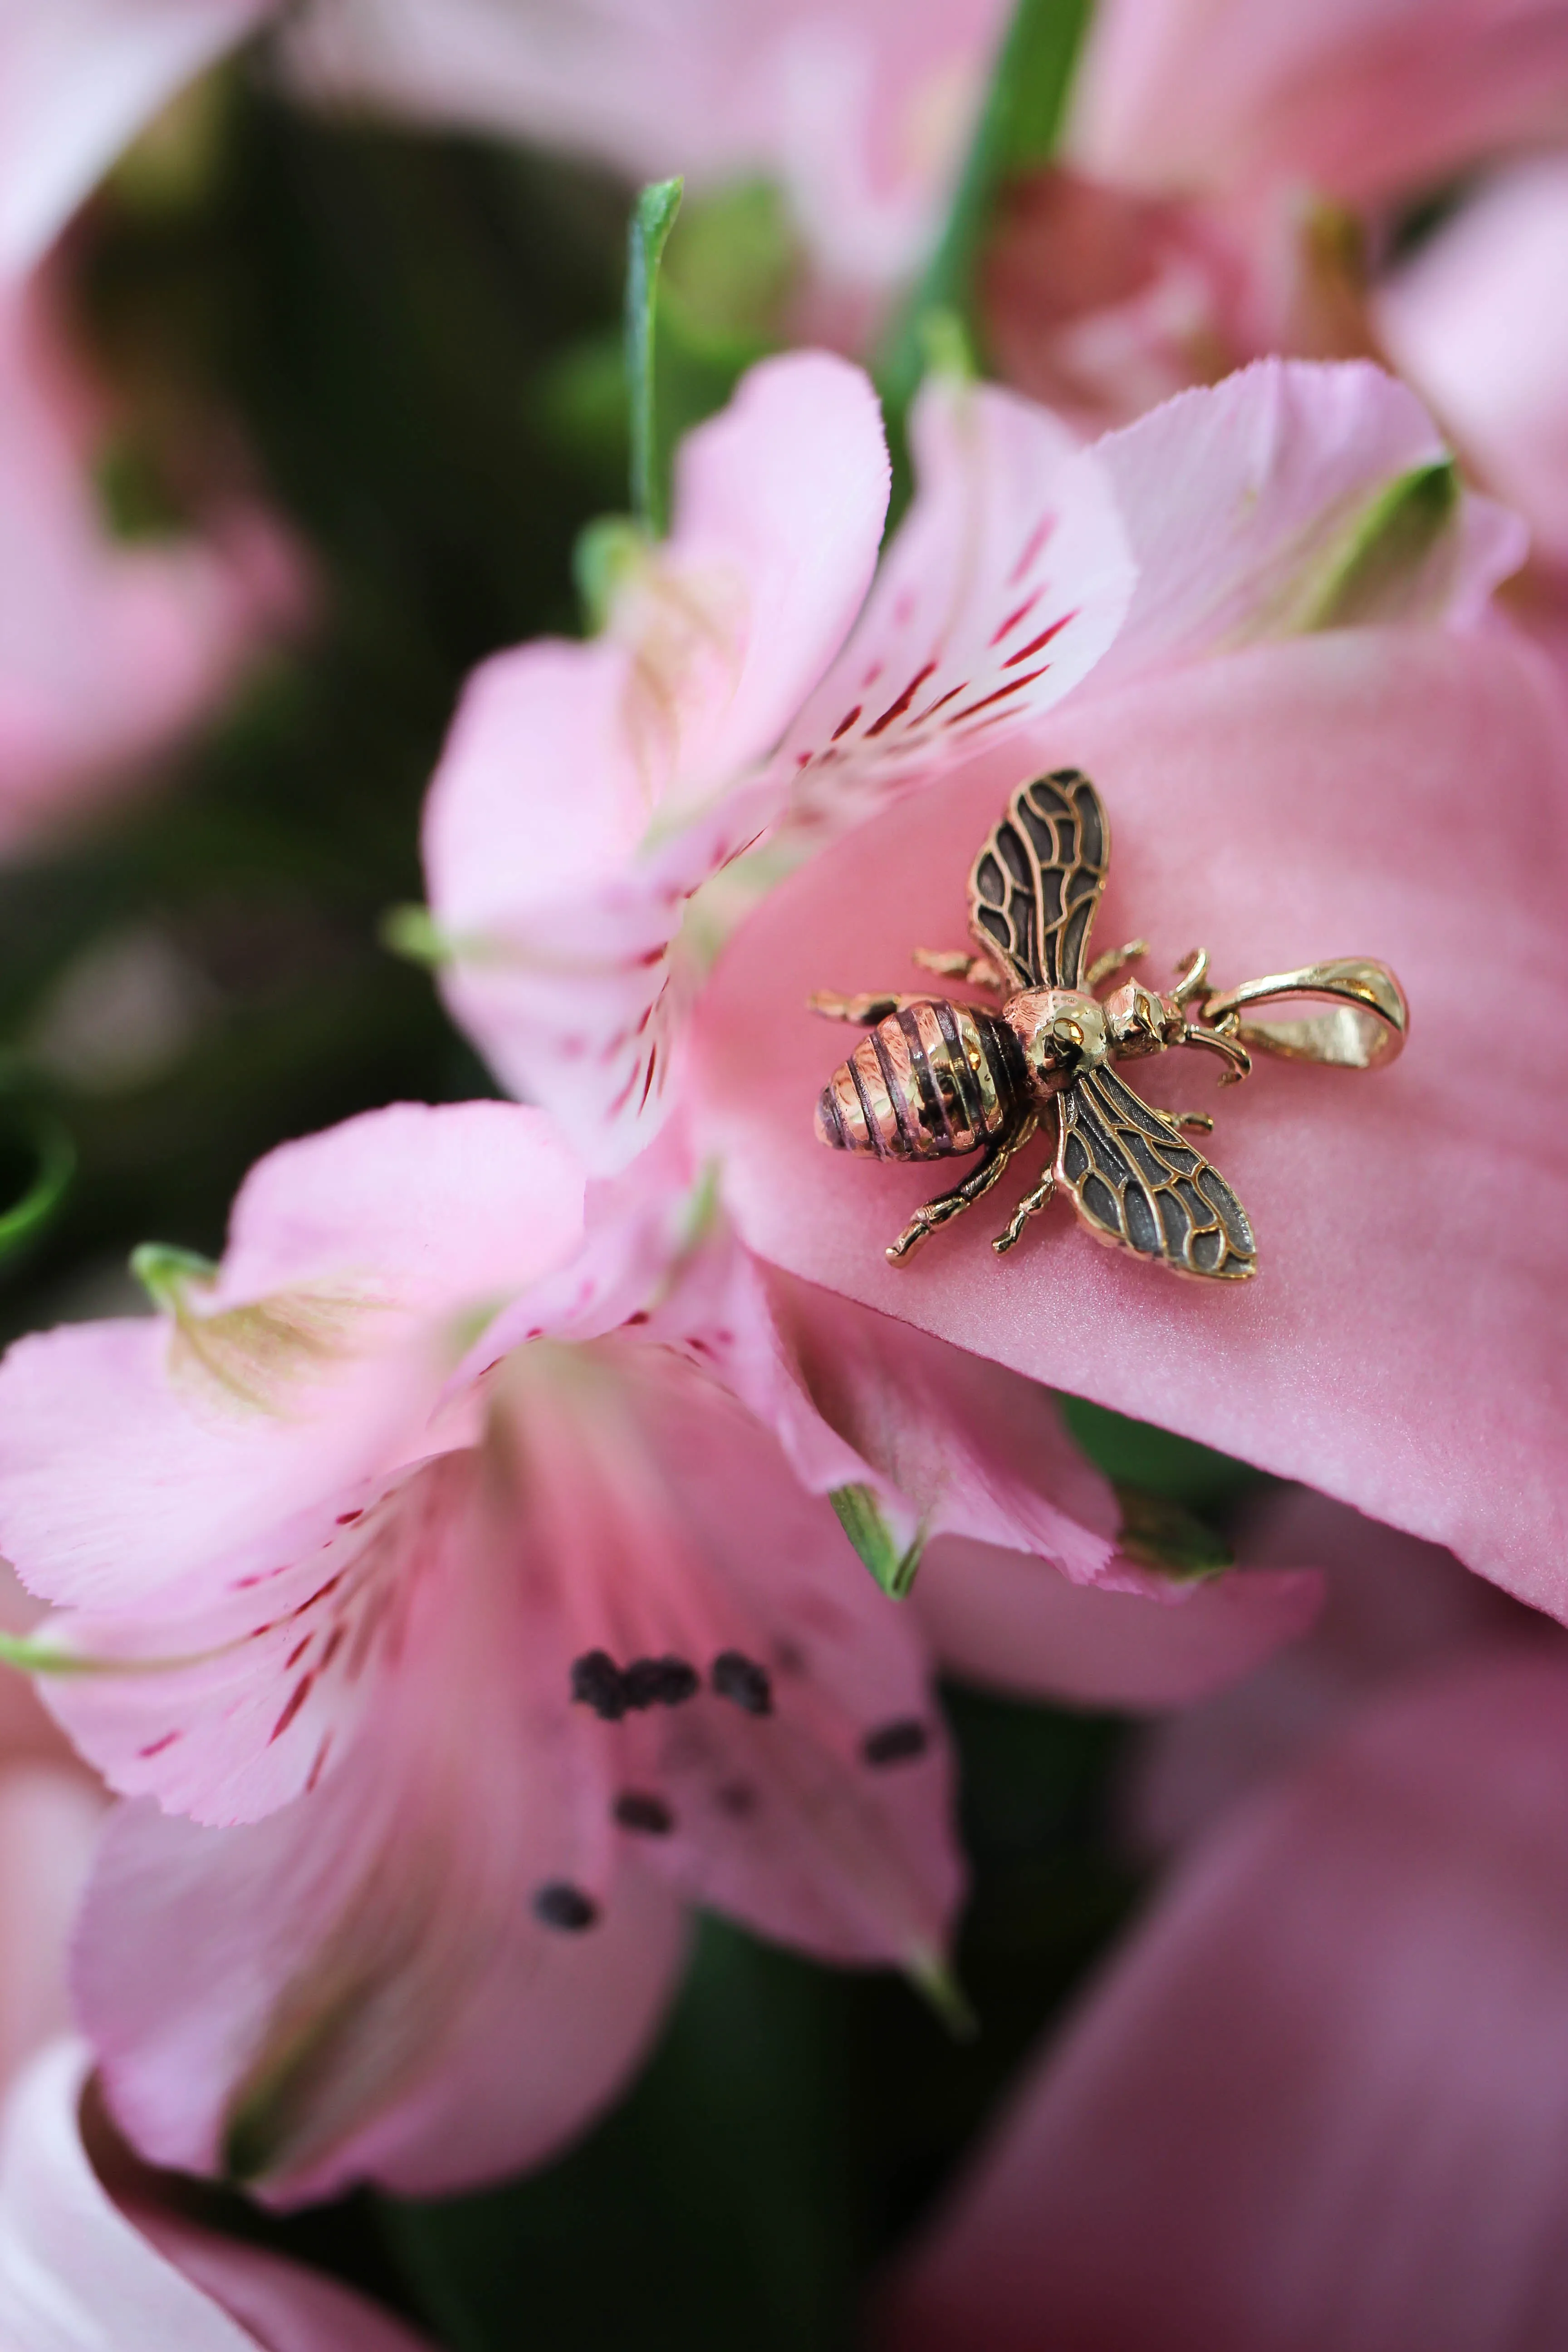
[0,0,272,282]
[873,1646,1568,2352]
[1377,157,1568,572]
[685,363,1565,1622]
[0,0,1008,307]
[426,350,1506,1174]
[0,2041,432,2349]
[284,0,1012,299]
[0,1088,1330,2202]
[0,279,300,852]
[1068,0,1568,210]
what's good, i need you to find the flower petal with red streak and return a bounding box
[425,353,888,1171]
[876,1652,1568,2352]
[694,627,1568,1617]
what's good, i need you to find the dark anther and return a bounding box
[532,1881,599,1932]
[614,1791,675,1836]
[711,1650,773,1716]
[570,1650,627,1721]
[623,1655,700,1710]
[862,1718,931,1768]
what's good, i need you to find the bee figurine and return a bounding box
[812,769,1408,1279]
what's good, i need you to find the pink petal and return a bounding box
[782,374,1134,830]
[913,1533,1323,1708]
[1069,0,1568,206]
[211,1097,585,1312]
[0,287,299,848]
[877,1651,1568,2352]
[1378,158,1568,568]
[0,1769,103,2093]
[1088,358,1525,681]
[693,626,1568,1616]
[0,1,270,279]
[425,355,887,1170]
[0,2039,431,2347]
[667,1236,1122,1584]
[76,1444,689,2200]
[1126,1486,1547,1856]
[490,1338,964,1969]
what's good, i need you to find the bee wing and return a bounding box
[1059,1068,1257,1281]
[968,768,1110,991]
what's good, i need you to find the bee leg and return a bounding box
[887,1114,1038,1264]
[809,989,911,1023]
[992,1101,1061,1254]
[1086,938,1150,994]
[911,948,1007,996]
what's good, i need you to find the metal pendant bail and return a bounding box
[1202,958,1408,1070]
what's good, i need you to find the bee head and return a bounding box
[1103,980,1183,1057]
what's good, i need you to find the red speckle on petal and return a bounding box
[866,662,939,739]
[1004,611,1077,667]
[830,706,862,742]
[284,1636,312,1671]
[269,1676,315,1745]
[989,588,1043,647]
[137,1731,181,1759]
[335,1510,363,1527]
[1008,513,1055,586]
[305,1734,333,1794]
[909,681,967,727]
[319,1624,347,1672]
[946,666,1051,724]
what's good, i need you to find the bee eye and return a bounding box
[1052,1016,1084,1047]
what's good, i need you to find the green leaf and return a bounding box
[572,513,647,633]
[625,176,685,531]
[1303,458,1464,629]
[382,1917,857,2352]
[1058,1393,1265,1512]
[1113,1485,1234,1582]
[877,0,1093,435]
[829,1482,925,1597]
[130,1240,217,1311]
[0,1111,74,1266]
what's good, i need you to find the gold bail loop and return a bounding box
[1202,959,1408,1071]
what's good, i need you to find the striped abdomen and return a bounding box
[815,998,1024,1161]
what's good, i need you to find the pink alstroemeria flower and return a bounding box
[423,349,1510,1176]
[875,1649,1568,2352]
[694,622,1568,1624]
[0,281,298,852]
[0,1089,1331,2204]
[0,0,1007,307]
[1068,0,1568,210]
[0,2042,432,2350]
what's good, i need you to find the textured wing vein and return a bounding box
[968,768,1109,990]
[1058,1068,1256,1280]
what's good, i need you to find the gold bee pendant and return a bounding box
[811,769,1407,1279]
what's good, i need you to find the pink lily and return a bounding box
[424,349,1509,1174]
[0,2041,432,2349]
[874,1645,1568,2352]
[0,0,1008,307]
[680,350,1568,1620]
[0,278,299,852]
[0,1084,1333,2201]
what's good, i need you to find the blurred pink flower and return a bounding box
[874,1648,1568,2352]
[688,373,1564,1622]
[1068,0,1568,208]
[0,2041,432,2349]
[0,281,299,853]
[0,0,1008,307]
[0,0,271,282]
[1377,157,1568,572]
[284,0,1011,300]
